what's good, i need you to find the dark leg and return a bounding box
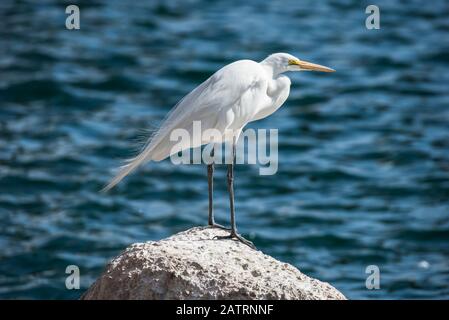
[215,139,255,249]
[207,148,228,230]
[207,162,214,225]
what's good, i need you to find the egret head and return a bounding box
[262,53,335,75]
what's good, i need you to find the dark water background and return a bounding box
[1,0,449,299]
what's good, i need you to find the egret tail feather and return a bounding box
[101,147,154,192]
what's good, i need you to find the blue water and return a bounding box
[1,0,449,299]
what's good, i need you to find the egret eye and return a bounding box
[288,59,299,66]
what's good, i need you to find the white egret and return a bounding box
[104,53,335,248]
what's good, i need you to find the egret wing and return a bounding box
[103,60,267,190]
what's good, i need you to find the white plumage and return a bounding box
[104,53,334,191]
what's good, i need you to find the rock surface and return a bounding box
[81,227,346,300]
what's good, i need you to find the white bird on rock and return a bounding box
[104,53,335,248]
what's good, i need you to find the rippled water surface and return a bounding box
[1,0,449,299]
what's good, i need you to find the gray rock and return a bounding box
[81,227,346,300]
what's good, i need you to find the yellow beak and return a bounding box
[290,59,335,72]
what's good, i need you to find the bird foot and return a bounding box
[214,232,256,249]
[207,223,231,231]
